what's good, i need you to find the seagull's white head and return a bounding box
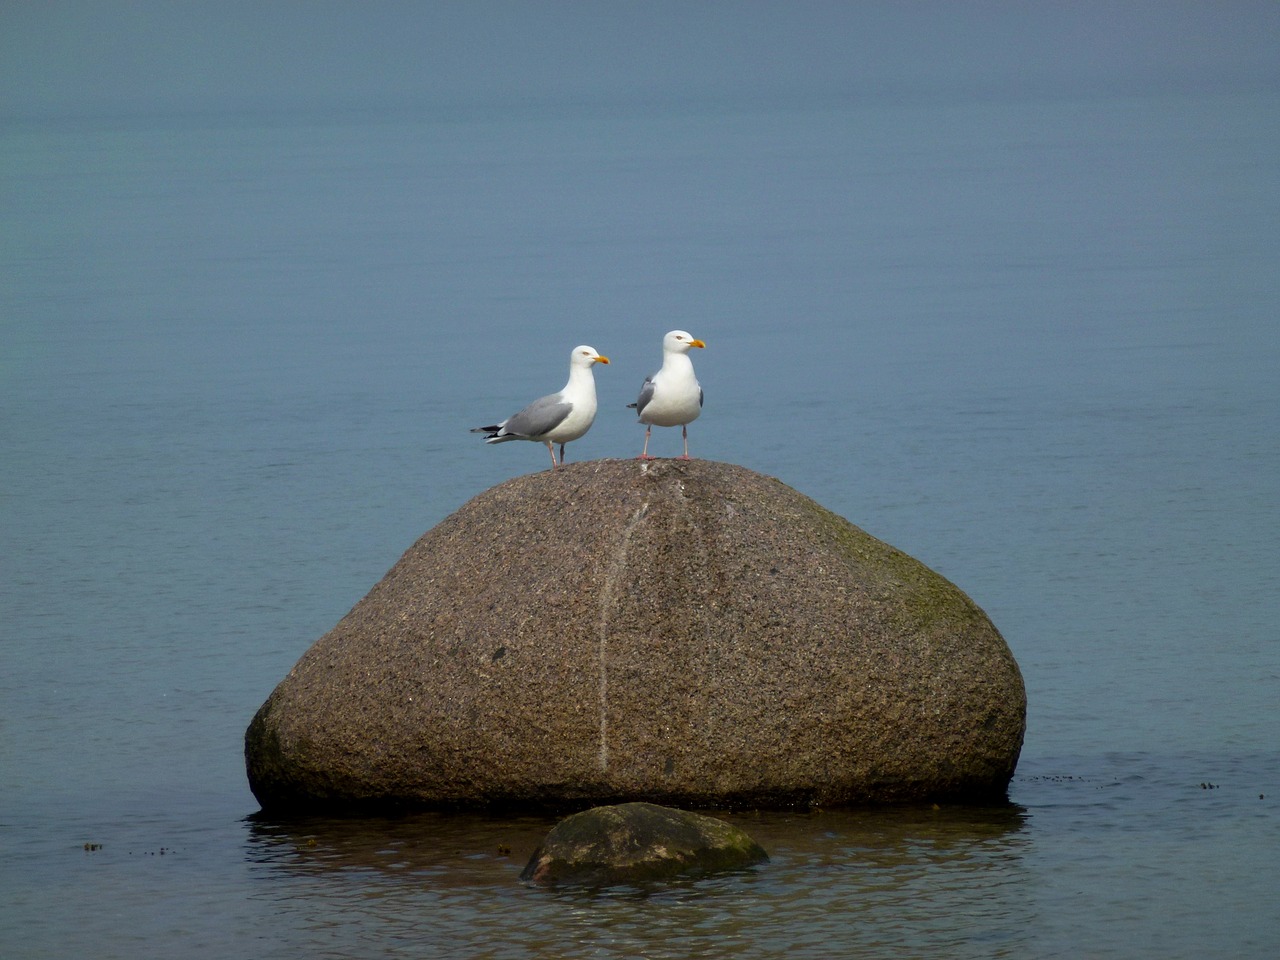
[570,345,609,367]
[663,330,706,353]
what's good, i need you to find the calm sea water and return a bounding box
[3,83,1278,958]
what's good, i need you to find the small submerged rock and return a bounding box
[520,802,767,886]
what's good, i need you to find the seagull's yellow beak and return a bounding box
[690,339,706,349]
[596,355,610,364]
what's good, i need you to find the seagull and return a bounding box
[628,330,705,460]
[472,345,609,469]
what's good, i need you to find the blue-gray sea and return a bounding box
[4,65,1279,960]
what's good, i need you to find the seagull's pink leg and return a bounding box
[676,424,692,460]
[637,424,657,461]
[546,441,559,469]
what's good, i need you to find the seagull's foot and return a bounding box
[676,454,693,461]
[636,454,658,461]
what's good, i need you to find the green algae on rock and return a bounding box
[245,459,1026,813]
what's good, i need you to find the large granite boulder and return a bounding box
[520,802,768,886]
[246,459,1025,813]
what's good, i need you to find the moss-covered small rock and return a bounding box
[520,802,767,885]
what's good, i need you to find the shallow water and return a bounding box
[4,19,1279,958]
[6,758,1274,959]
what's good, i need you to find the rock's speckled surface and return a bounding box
[246,459,1025,812]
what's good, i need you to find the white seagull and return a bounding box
[628,330,705,460]
[472,345,609,469]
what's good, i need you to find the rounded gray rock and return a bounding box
[245,459,1025,812]
[520,802,768,886]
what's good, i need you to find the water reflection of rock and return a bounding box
[746,803,1030,867]
[243,802,1028,890]
[244,810,558,888]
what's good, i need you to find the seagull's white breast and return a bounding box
[638,355,702,427]
[543,391,598,443]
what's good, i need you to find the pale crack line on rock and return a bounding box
[597,498,650,772]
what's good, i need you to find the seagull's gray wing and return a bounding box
[503,393,572,439]
[630,376,656,416]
